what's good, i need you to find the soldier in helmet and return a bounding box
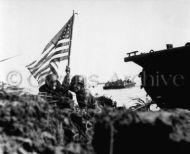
[39,73,73,108]
[69,75,96,109]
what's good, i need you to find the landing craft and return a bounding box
[103,73,136,90]
[124,43,190,109]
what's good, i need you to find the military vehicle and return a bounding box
[124,43,190,109]
[103,79,136,90]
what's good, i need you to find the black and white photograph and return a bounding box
[0,0,190,153]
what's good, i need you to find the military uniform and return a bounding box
[75,89,96,109]
[39,74,73,108]
[39,80,72,99]
[70,75,96,109]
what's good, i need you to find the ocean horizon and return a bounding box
[89,84,148,108]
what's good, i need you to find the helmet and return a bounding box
[70,75,85,87]
[45,74,58,89]
[70,75,86,93]
[45,74,58,84]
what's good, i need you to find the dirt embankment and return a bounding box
[93,108,190,154]
[0,91,96,154]
[1,90,190,154]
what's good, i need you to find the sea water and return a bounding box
[90,84,148,108]
[28,83,154,109]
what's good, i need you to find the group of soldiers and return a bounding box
[39,70,96,110]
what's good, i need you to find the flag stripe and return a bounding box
[37,68,51,81]
[38,77,46,86]
[34,53,63,78]
[37,62,58,81]
[27,45,54,70]
[57,38,70,44]
[38,69,50,80]
[30,50,68,73]
[56,41,70,48]
[26,60,37,67]
[52,61,58,68]
[29,44,69,72]
[26,14,74,86]
[51,55,69,63]
[30,49,69,75]
[42,15,73,53]
[34,64,50,78]
[50,63,59,77]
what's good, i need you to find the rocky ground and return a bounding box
[0,89,190,154]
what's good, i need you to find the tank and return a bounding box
[124,43,190,109]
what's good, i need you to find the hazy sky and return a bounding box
[0,0,190,89]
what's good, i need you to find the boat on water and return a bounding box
[103,73,136,90]
[103,78,136,90]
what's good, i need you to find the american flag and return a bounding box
[26,14,74,86]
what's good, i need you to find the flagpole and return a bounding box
[65,10,77,86]
[68,10,75,67]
